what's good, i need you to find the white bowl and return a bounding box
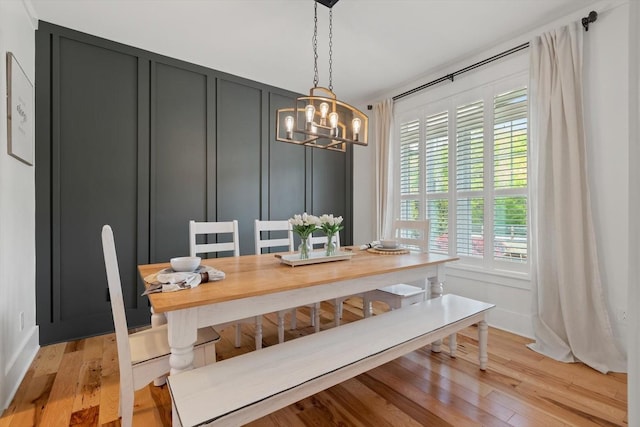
[170,256,201,272]
[380,239,399,249]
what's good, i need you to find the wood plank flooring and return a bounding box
[0,299,628,426]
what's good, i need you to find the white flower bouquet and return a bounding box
[319,214,344,235]
[288,213,320,239]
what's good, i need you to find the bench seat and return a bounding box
[167,294,494,427]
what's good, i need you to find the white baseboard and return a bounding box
[487,306,534,339]
[1,326,39,412]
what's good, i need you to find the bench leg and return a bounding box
[478,319,488,370]
[334,300,341,327]
[448,333,457,358]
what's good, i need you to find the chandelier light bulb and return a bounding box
[319,102,329,125]
[305,104,316,123]
[329,112,339,137]
[328,112,339,128]
[352,117,361,141]
[305,104,316,131]
[285,115,294,139]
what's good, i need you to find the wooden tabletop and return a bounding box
[138,248,458,313]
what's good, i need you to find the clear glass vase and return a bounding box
[299,236,312,259]
[325,233,336,256]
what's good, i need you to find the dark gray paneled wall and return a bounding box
[35,22,354,344]
[216,79,262,256]
[151,62,209,261]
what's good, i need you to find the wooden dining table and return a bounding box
[138,247,458,375]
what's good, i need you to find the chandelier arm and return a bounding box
[313,1,319,88]
[328,8,333,91]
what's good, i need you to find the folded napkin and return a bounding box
[142,265,225,295]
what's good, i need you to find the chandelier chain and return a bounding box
[328,8,333,91]
[312,1,319,88]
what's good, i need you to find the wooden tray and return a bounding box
[278,250,355,267]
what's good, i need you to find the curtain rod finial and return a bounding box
[582,10,598,31]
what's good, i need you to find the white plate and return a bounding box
[373,245,405,252]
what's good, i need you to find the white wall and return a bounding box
[0,0,39,412]
[354,0,633,347]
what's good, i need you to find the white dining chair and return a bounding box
[309,232,355,327]
[101,225,220,427]
[254,219,320,339]
[189,220,264,350]
[362,219,431,317]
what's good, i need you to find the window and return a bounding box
[397,81,528,273]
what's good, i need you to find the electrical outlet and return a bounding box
[19,312,24,331]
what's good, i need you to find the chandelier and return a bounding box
[275,0,368,153]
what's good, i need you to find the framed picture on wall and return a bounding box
[6,52,34,166]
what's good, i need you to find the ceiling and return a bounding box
[30,0,597,105]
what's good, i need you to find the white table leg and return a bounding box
[448,333,457,358]
[166,309,197,375]
[151,307,168,386]
[478,319,488,370]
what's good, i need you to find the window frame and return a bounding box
[394,72,530,276]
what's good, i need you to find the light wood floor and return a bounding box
[0,299,628,426]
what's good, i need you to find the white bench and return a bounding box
[167,294,494,427]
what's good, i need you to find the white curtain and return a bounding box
[529,22,626,373]
[374,99,395,240]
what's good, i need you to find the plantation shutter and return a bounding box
[425,111,449,253]
[493,88,528,261]
[399,119,421,220]
[456,100,484,257]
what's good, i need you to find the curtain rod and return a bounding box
[367,10,598,109]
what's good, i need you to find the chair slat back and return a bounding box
[189,220,240,257]
[254,220,294,254]
[393,219,430,252]
[309,232,341,249]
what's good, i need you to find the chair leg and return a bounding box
[363,294,372,318]
[290,308,297,330]
[120,386,134,427]
[334,300,341,327]
[309,305,316,327]
[234,322,242,348]
[255,316,263,350]
[277,311,286,343]
[313,302,320,333]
